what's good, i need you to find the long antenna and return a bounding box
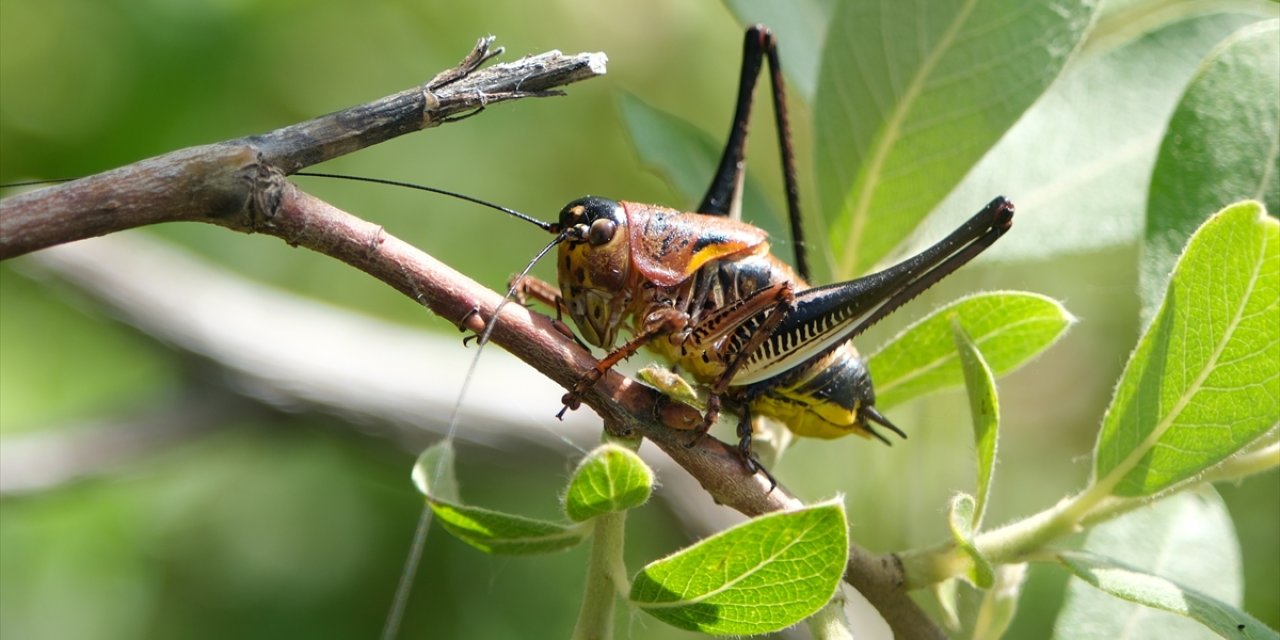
[380,230,568,640]
[3,173,559,234]
[302,170,569,640]
[0,178,74,188]
[296,172,556,231]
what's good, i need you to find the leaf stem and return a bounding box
[901,432,1280,587]
[571,511,629,640]
[1205,438,1280,482]
[807,587,855,640]
[901,479,1118,588]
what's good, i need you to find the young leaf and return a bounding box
[868,291,1073,410]
[928,10,1272,263]
[564,444,653,522]
[1054,486,1254,637]
[1142,19,1280,321]
[815,0,1099,277]
[947,493,994,589]
[412,442,588,555]
[951,318,1000,528]
[1059,553,1276,640]
[429,501,588,555]
[1054,488,1249,639]
[630,500,848,635]
[1093,202,1279,497]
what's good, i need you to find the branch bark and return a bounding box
[0,38,941,639]
[0,38,606,259]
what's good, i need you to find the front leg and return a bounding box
[509,274,586,347]
[556,306,689,418]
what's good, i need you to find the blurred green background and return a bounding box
[1,1,1275,638]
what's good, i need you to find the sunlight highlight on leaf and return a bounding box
[1142,19,1280,321]
[869,292,1073,409]
[630,500,847,635]
[927,10,1272,263]
[815,0,1099,277]
[951,318,999,528]
[563,444,653,522]
[947,493,994,588]
[413,442,588,555]
[1093,202,1279,496]
[1055,488,1248,639]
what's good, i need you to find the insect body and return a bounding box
[554,197,880,441]
[517,26,1014,474]
[539,193,1011,471]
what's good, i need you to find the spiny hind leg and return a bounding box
[680,281,794,451]
[699,25,809,280]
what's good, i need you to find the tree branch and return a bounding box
[0,39,607,259]
[0,39,939,638]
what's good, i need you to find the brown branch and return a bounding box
[0,39,607,259]
[0,39,939,638]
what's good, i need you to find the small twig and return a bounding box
[243,42,605,173]
[0,42,607,259]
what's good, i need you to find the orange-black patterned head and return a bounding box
[556,197,632,348]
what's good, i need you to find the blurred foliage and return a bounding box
[1,0,1276,638]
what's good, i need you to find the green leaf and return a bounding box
[928,10,1272,263]
[563,444,653,522]
[1093,202,1279,496]
[1054,488,1250,639]
[1059,554,1276,640]
[1142,19,1280,321]
[721,0,835,101]
[815,0,1099,278]
[951,318,999,528]
[412,442,587,554]
[615,93,797,266]
[868,291,1074,410]
[429,501,588,555]
[630,500,848,635]
[947,493,994,588]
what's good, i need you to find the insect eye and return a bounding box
[587,218,617,246]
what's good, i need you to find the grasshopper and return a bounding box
[512,26,1014,475]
